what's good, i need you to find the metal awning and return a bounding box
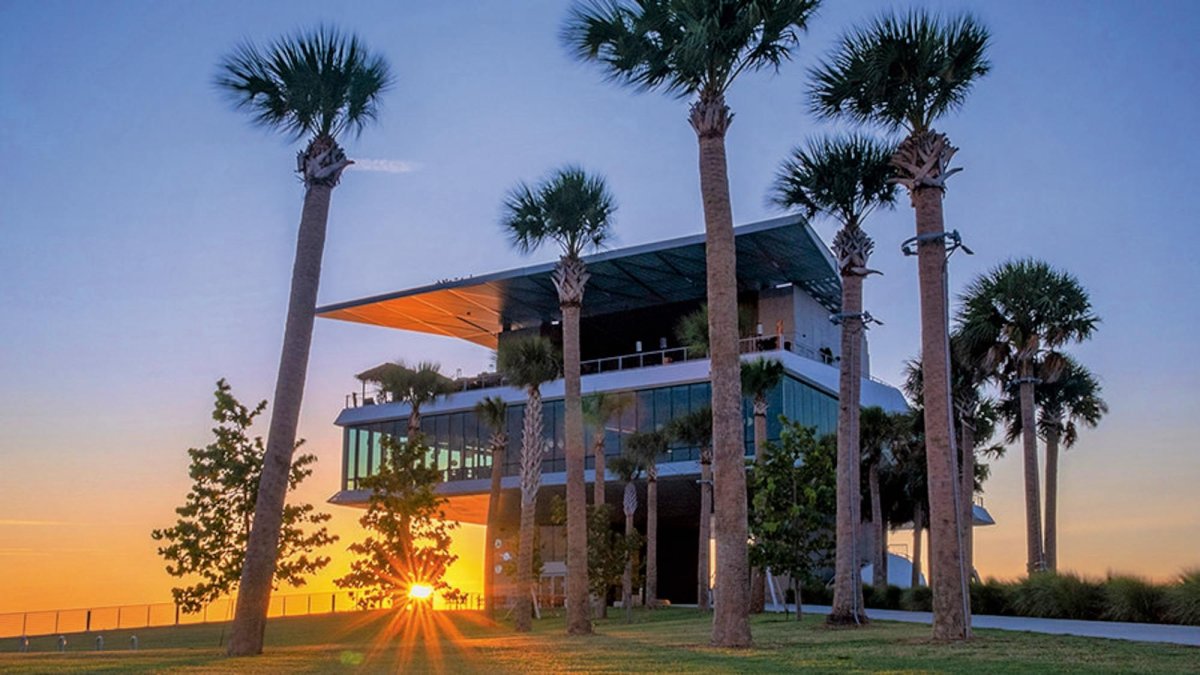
[316,215,840,348]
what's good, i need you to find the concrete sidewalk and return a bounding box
[791,604,1200,646]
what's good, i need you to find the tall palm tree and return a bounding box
[668,406,713,611]
[218,27,391,656]
[583,392,633,508]
[957,260,1098,574]
[364,361,454,438]
[809,10,990,641]
[626,429,666,608]
[740,357,783,613]
[566,0,820,647]
[475,396,509,620]
[607,453,643,624]
[998,357,1106,572]
[859,406,892,590]
[502,166,616,635]
[770,134,896,624]
[497,336,561,632]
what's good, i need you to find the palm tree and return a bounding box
[957,260,1098,574]
[999,357,1106,572]
[859,406,893,590]
[607,453,643,624]
[218,27,391,656]
[566,0,820,647]
[496,336,561,632]
[363,361,454,438]
[502,166,616,635]
[668,406,713,611]
[740,357,783,613]
[583,392,633,508]
[475,395,509,620]
[809,10,991,641]
[626,429,666,608]
[770,133,896,624]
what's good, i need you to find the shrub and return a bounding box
[971,579,1014,616]
[864,584,903,610]
[1104,575,1167,623]
[801,583,833,606]
[901,585,933,612]
[1011,572,1105,620]
[1165,568,1200,626]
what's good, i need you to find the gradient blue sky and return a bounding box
[1,0,1198,611]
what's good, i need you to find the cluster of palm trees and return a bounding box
[215,2,1099,657]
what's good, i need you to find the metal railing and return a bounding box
[0,590,483,643]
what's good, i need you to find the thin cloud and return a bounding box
[0,519,68,527]
[348,158,421,174]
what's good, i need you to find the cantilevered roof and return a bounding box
[316,215,840,348]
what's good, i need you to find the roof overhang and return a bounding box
[316,215,840,348]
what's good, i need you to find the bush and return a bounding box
[971,579,1015,616]
[901,585,933,612]
[1104,575,1167,623]
[1166,568,1200,626]
[864,584,903,610]
[801,583,833,606]
[1011,572,1105,620]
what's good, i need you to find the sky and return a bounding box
[1,0,1198,614]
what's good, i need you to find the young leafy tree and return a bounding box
[809,10,991,640]
[740,357,783,613]
[583,391,633,508]
[584,503,631,619]
[503,167,617,635]
[749,420,835,620]
[566,0,820,647]
[770,134,895,624]
[360,361,455,438]
[475,395,509,619]
[336,434,460,610]
[668,406,713,611]
[625,428,667,608]
[217,27,392,655]
[152,380,335,614]
[607,453,643,624]
[497,336,561,632]
[957,260,1098,574]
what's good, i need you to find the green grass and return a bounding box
[1,608,1197,674]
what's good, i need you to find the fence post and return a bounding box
[146,605,151,628]
[282,596,287,617]
[332,593,336,613]
[203,604,208,624]
[54,611,59,633]
[307,594,312,615]
[174,604,180,626]
[117,607,122,629]
[21,613,26,636]
[86,610,91,633]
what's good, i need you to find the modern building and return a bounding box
[317,215,966,604]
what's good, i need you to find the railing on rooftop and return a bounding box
[344,333,830,409]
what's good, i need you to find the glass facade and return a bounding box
[342,375,837,491]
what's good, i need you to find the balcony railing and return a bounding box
[344,333,829,409]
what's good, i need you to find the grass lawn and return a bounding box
[1,607,1197,674]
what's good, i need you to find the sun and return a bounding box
[408,583,434,601]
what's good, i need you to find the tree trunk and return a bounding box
[749,401,768,613]
[484,439,505,620]
[646,471,658,608]
[960,419,976,581]
[561,297,591,635]
[515,388,545,633]
[1018,367,1044,574]
[698,452,712,612]
[870,462,885,590]
[1044,420,1061,573]
[911,502,924,589]
[227,168,336,657]
[904,135,969,639]
[593,436,606,508]
[881,524,889,585]
[830,268,867,625]
[622,481,636,624]
[690,94,750,649]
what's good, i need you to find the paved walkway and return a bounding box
[791,605,1200,646]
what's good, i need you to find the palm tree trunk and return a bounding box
[690,93,750,649]
[593,436,606,507]
[485,440,505,620]
[831,270,867,624]
[622,481,636,624]
[645,470,658,607]
[870,462,885,590]
[561,296,591,635]
[960,419,976,581]
[904,132,969,639]
[749,401,768,613]
[698,454,712,612]
[911,502,923,589]
[228,173,334,657]
[1018,366,1044,574]
[516,388,545,633]
[1043,420,1061,573]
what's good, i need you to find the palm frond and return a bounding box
[501,166,617,258]
[474,396,509,434]
[496,336,561,391]
[768,133,897,226]
[740,357,784,398]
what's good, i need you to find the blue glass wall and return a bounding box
[342,375,836,490]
